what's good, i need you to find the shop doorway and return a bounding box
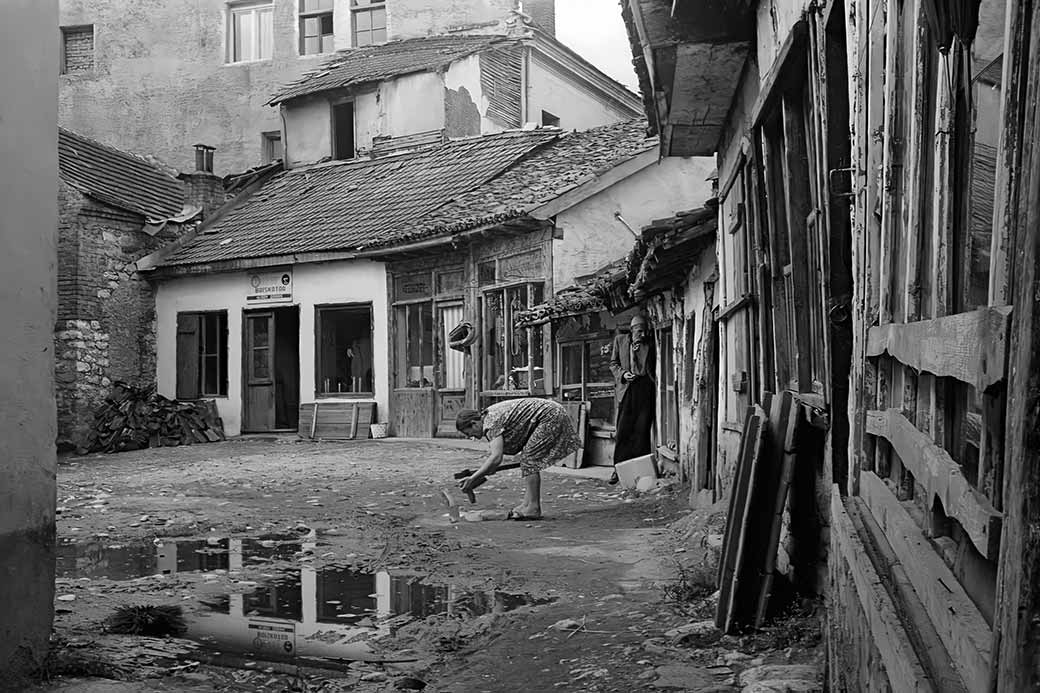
[242,306,299,432]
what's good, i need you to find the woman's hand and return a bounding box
[459,473,484,493]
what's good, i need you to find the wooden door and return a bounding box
[243,312,275,432]
[436,303,467,436]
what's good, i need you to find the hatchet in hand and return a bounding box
[453,462,521,503]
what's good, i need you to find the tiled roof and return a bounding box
[162,129,558,266]
[386,119,657,246]
[58,128,186,220]
[269,35,516,105]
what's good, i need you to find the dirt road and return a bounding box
[34,438,823,692]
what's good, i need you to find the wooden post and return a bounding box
[992,1,1040,689]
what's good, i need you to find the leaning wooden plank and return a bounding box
[716,407,755,590]
[755,390,799,627]
[310,403,318,439]
[716,406,765,633]
[859,472,991,693]
[865,408,1002,558]
[864,306,1013,391]
[350,403,359,440]
[830,487,935,692]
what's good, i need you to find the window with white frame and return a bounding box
[300,0,334,55]
[230,2,274,63]
[351,0,386,47]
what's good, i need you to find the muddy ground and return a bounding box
[27,438,824,692]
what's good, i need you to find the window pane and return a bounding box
[321,33,335,53]
[318,306,373,394]
[258,8,273,59]
[204,355,219,394]
[303,16,320,36]
[320,14,334,34]
[252,317,269,347]
[371,7,386,30]
[372,27,386,44]
[561,344,582,385]
[403,303,434,387]
[506,287,529,385]
[203,314,218,355]
[355,10,371,30]
[233,11,254,61]
[587,339,613,382]
[253,347,270,380]
[485,292,504,390]
[304,35,321,54]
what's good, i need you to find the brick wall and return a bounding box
[55,181,184,448]
[62,26,93,73]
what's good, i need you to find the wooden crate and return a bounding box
[297,402,376,440]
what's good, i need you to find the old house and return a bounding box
[57,0,618,172]
[56,128,222,448]
[147,119,711,437]
[514,205,718,475]
[623,0,1040,690]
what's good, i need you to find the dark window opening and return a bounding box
[176,311,228,399]
[658,327,678,449]
[351,0,386,47]
[300,0,335,55]
[316,304,373,395]
[332,102,356,160]
[396,302,434,388]
[483,284,544,392]
[262,130,283,163]
[541,110,560,128]
[61,25,94,74]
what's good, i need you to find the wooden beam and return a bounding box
[865,408,1002,559]
[716,293,754,322]
[829,486,935,691]
[992,2,1040,689]
[864,307,1013,392]
[781,92,814,391]
[859,472,991,693]
[749,19,809,129]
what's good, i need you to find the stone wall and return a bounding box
[55,181,183,447]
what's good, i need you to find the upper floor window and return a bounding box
[351,0,386,47]
[300,0,334,55]
[61,25,94,74]
[261,131,283,164]
[332,102,355,159]
[230,2,273,63]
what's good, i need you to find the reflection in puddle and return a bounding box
[58,535,551,665]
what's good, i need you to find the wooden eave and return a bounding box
[624,0,751,157]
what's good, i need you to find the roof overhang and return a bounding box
[622,0,752,157]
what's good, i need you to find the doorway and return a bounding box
[243,306,299,432]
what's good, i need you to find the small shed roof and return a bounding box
[58,128,186,220]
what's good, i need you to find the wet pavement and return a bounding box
[36,439,824,692]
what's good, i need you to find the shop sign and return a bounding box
[248,619,296,654]
[247,269,293,304]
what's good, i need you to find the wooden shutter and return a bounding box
[176,313,200,400]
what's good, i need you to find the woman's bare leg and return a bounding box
[516,472,542,518]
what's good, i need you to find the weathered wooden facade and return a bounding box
[624,0,1040,689]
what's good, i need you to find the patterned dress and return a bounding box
[481,398,581,477]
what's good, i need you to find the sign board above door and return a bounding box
[247,269,293,304]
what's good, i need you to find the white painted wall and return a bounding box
[445,54,507,134]
[553,155,716,289]
[156,260,390,436]
[384,71,446,137]
[527,54,634,130]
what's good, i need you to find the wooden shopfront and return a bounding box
[386,230,555,437]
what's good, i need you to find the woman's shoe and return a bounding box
[608,470,619,485]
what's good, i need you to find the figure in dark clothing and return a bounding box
[608,314,656,484]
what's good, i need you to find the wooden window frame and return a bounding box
[176,311,229,399]
[299,0,334,56]
[480,282,545,395]
[331,100,356,160]
[60,25,94,75]
[557,336,615,425]
[657,326,678,449]
[261,130,282,164]
[229,1,274,64]
[314,302,374,397]
[350,0,386,48]
[395,300,434,389]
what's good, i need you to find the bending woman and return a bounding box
[455,398,581,520]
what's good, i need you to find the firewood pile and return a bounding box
[84,381,225,453]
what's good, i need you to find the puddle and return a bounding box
[58,535,552,667]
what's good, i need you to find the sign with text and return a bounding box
[248,619,296,654]
[247,269,293,304]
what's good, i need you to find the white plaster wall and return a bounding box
[679,246,717,491]
[387,0,514,39]
[755,0,812,81]
[553,155,716,290]
[384,71,446,137]
[445,54,505,133]
[156,260,390,437]
[284,98,331,167]
[527,54,634,130]
[355,90,382,153]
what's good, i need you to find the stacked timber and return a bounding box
[83,381,225,453]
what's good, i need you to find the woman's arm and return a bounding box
[461,436,505,492]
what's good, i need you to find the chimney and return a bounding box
[193,143,215,173]
[522,0,555,36]
[182,144,224,219]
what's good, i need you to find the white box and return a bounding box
[616,454,657,490]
